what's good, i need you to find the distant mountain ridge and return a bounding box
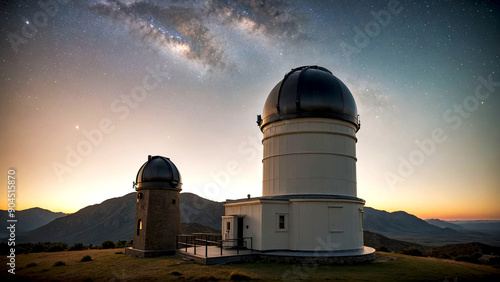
[363,208,500,247]
[448,221,500,235]
[22,193,137,245]
[0,207,67,235]
[425,219,466,231]
[363,207,459,237]
[20,192,225,245]
[180,192,225,230]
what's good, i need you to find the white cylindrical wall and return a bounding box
[224,198,365,252]
[262,118,358,197]
[288,200,364,251]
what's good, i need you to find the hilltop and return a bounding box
[1,248,499,281]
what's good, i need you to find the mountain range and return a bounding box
[363,207,459,237]
[363,208,500,246]
[2,192,498,247]
[424,219,466,231]
[15,193,222,245]
[0,207,66,236]
[448,220,500,235]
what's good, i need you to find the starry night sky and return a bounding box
[1,0,499,220]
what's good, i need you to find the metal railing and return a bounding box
[176,234,252,258]
[221,237,253,255]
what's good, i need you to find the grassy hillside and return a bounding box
[1,249,499,281]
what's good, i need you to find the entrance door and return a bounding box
[237,217,244,247]
[222,215,245,248]
[222,216,235,241]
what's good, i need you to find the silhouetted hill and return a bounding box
[363,207,458,237]
[23,193,137,245]
[425,219,466,231]
[450,220,500,235]
[22,192,224,245]
[363,230,424,252]
[428,242,500,258]
[0,207,67,234]
[181,222,220,235]
[180,192,225,230]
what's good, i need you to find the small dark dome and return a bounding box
[258,66,360,131]
[135,155,182,190]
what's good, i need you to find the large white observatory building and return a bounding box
[222,66,375,261]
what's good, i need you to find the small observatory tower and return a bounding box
[125,155,182,258]
[222,66,375,262]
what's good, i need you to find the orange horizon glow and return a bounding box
[3,192,499,222]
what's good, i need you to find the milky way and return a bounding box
[85,0,305,71]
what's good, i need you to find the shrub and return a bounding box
[229,270,252,280]
[101,240,115,249]
[69,243,86,251]
[115,240,127,248]
[472,252,482,258]
[455,255,480,264]
[376,246,390,252]
[81,255,92,262]
[438,253,451,259]
[400,247,423,257]
[32,243,46,253]
[16,244,31,254]
[53,261,66,267]
[26,262,37,268]
[47,243,68,252]
[170,271,182,276]
[486,256,500,265]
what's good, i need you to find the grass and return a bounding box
[1,249,500,281]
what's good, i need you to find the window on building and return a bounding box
[172,199,176,205]
[276,214,288,231]
[227,221,230,231]
[359,208,364,230]
[137,219,142,235]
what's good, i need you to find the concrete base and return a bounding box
[177,246,376,265]
[125,247,176,258]
[260,246,376,264]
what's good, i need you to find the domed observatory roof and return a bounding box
[135,155,182,190]
[257,66,360,131]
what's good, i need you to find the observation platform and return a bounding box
[176,234,375,265]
